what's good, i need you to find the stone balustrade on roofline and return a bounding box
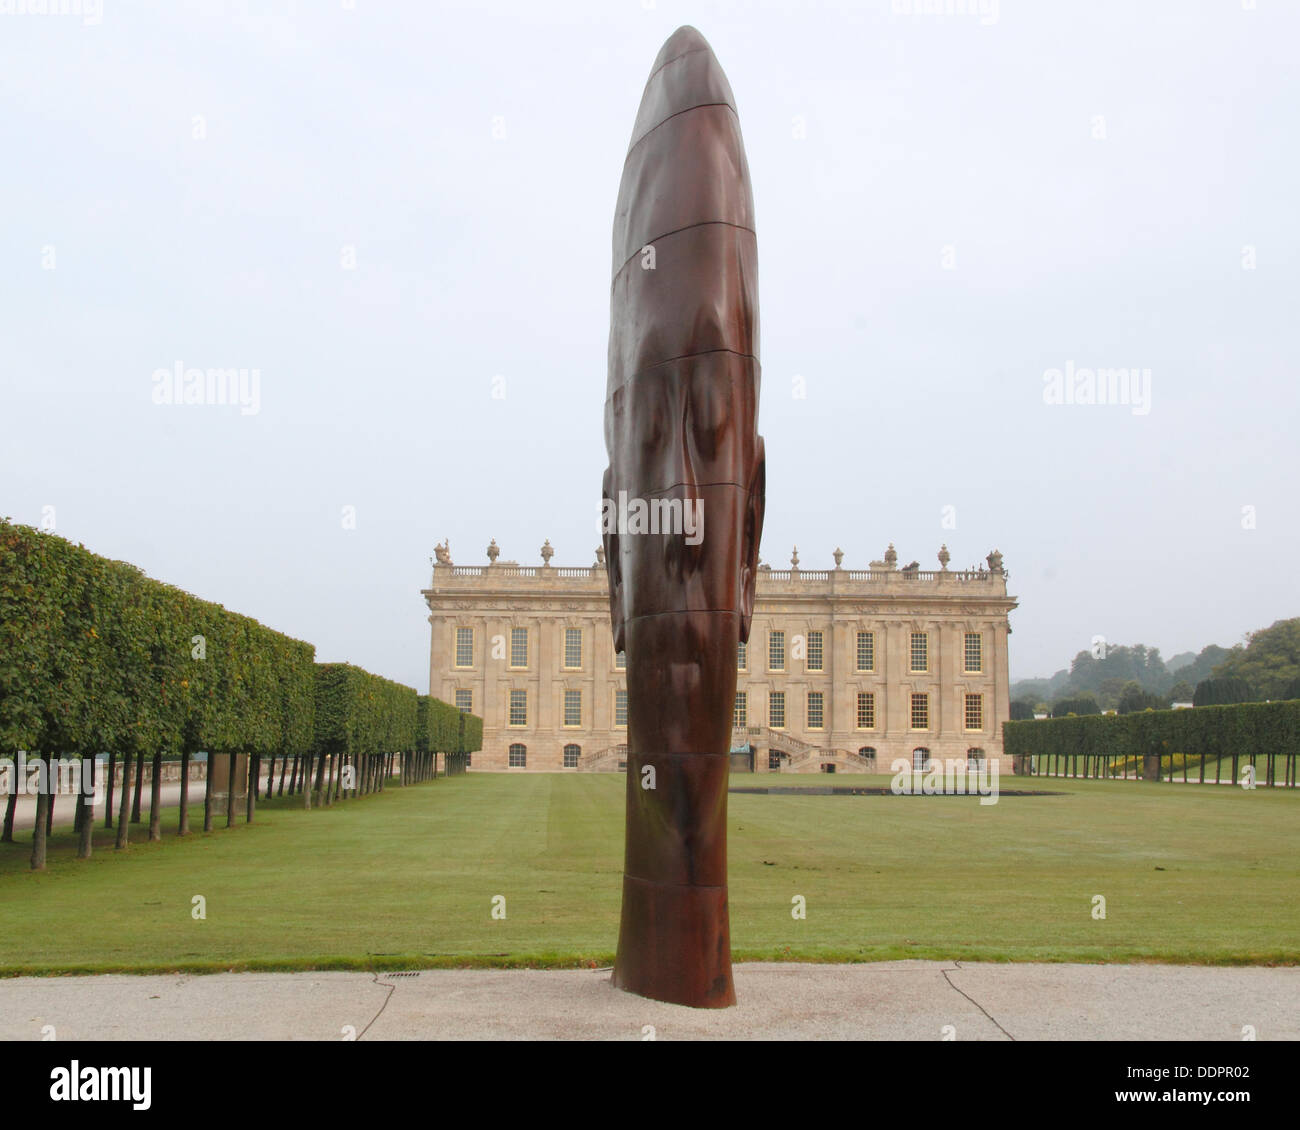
[426,562,1010,594]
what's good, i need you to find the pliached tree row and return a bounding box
[1004,700,1300,784]
[0,519,481,870]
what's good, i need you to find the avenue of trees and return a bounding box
[1004,699,1300,787]
[0,520,480,870]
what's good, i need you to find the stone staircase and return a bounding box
[578,744,627,772]
[737,726,875,773]
[577,730,873,773]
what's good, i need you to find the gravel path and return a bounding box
[2,962,1294,1041]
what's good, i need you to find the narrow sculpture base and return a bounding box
[611,874,736,1008]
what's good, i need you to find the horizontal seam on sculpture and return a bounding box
[625,100,740,162]
[608,350,759,395]
[642,44,710,87]
[623,873,728,891]
[621,751,733,757]
[622,609,746,623]
[605,480,750,493]
[613,219,757,276]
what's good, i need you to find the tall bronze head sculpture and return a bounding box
[602,25,765,1008]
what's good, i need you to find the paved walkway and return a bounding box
[2,962,1294,1040]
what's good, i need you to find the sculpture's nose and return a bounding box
[673,403,699,495]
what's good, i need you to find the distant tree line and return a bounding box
[1010,620,1300,719]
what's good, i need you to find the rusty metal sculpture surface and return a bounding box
[602,26,766,1009]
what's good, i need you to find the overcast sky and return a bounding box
[2,0,1296,688]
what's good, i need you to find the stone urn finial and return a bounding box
[938,544,950,571]
[433,539,451,566]
[540,539,554,567]
[594,545,606,568]
[987,548,1004,574]
[884,542,897,568]
[832,547,844,569]
[486,538,499,564]
[790,545,800,570]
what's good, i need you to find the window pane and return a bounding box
[455,689,472,713]
[807,691,824,728]
[455,627,474,668]
[510,627,528,668]
[856,631,874,672]
[615,689,628,727]
[769,631,785,671]
[563,745,580,768]
[565,628,583,669]
[769,691,785,728]
[509,689,527,726]
[508,743,527,768]
[564,689,581,727]
[965,693,983,730]
[737,641,747,670]
[910,632,928,672]
[856,692,874,729]
[807,631,823,672]
[910,693,928,729]
[964,632,982,673]
[733,691,747,727]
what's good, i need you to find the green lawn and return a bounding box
[1,773,1297,974]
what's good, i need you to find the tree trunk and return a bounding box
[265,753,276,799]
[3,789,18,842]
[246,754,258,823]
[302,754,313,809]
[115,751,133,849]
[104,749,116,828]
[322,753,333,807]
[203,753,214,833]
[226,753,238,828]
[45,776,56,837]
[77,755,94,859]
[130,750,145,823]
[313,750,327,806]
[30,756,48,871]
[278,753,289,796]
[179,750,191,835]
[149,753,163,841]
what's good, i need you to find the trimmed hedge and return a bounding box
[314,664,419,756]
[1,519,483,860]
[414,695,483,756]
[1,520,316,761]
[1004,700,1300,769]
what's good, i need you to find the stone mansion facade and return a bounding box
[423,542,1018,774]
